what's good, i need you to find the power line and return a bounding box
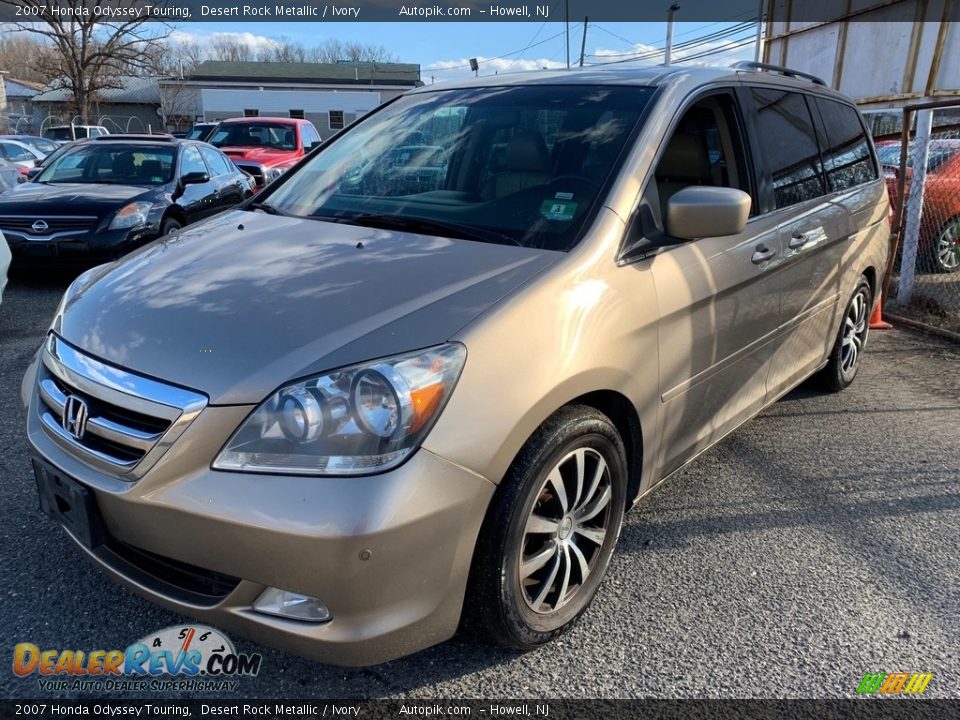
[586,24,756,66]
[589,10,759,51]
[587,21,755,60]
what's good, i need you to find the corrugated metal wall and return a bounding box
[764,0,960,107]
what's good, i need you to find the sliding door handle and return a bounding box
[751,245,776,264]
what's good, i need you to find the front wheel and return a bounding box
[160,217,182,236]
[815,276,873,393]
[463,405,627,649]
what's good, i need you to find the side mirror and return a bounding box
[27,167,42,181]
[666,186,751,240]
[180,171,210,186]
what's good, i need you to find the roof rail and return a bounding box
[730,61,827,87]
[93,133,175,141]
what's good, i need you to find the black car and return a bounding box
[0,135,254,267]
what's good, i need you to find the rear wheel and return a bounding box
[463,405,627,649]
[816,276,872,393]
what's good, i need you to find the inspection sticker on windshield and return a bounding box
[540,199,577,221]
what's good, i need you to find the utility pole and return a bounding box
[754,0,764,62]
[565,0,570,69]
[665,3,680,66]
[579,17,589,67]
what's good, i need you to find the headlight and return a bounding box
[108,201,152,230]
[266,167,286,184]
[213,343,466,475]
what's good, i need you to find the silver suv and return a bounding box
[22,62,889,666]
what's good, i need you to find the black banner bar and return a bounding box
[1,0,958,23]
[2,699,957,720]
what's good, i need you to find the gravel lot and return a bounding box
[1,273,958,700]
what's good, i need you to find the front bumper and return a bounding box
[23,356,495,666]
[6,226,156,266]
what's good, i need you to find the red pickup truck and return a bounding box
[208,117,322,190]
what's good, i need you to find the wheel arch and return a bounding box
[162,205,186,227]
[565,390,644,508]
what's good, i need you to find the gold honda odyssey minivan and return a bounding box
[23,62,889,665]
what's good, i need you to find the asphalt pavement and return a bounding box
[1,273,958,700]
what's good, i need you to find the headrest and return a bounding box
[505,131,551,173]
[657,134,710,181]
[139,160,163,177]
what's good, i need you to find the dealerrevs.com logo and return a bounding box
[856,672,934,695]
[13,625,262,692]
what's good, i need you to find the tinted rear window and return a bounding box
[814,98,878,191]
[750,88,827,210]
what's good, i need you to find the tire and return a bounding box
[462,405,627,649]
[815,276,873,393]
[921,216,960,274]
[160,217,182,236]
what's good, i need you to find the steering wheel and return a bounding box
[547,175,600,192]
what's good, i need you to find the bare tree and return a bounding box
[0,0,170,120]
[307,39,398,64]
[207,36,257,63]
[0,36,58,83]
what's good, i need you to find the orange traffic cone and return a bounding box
[870,290,892,330]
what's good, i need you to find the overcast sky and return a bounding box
[169,21,759,84]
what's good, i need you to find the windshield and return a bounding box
[36,144,175,185]
[876,142,959,173]
[45,128,74,141]
[19,137,58,155]
[262,85,653,251]
[185,125,213,140]
[210,123,297,151]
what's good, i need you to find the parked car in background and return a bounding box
[0,135,254,267]
[0,135,59,158]
[0,138,46,175]
[208,117,321,190]
[0,230,9,304]
[43,125,110,143]
[877,138,960,273]
[0,158,26,191]
[21,64,889,666]
[184,123,219,142]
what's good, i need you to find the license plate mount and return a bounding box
[33,458,106,549]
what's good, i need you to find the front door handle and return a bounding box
[751,245,776,264]
[788,232,809,249]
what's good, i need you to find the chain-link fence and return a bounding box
[873,103,960,335]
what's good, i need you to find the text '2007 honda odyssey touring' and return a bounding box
[23,62,889,666]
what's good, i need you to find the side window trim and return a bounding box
[742,84,830,213]
[178,144,210,179]
[622,85,758,258]
[810,95,881,194]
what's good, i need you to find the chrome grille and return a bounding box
[0,215,97,235]
[37,334,207,480]
[235,164,265,187]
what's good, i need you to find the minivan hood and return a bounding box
[55,210,560,404]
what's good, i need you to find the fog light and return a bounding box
[253,587,331,622]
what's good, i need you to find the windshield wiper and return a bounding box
[247,200,285,216]
[315,212,524,247]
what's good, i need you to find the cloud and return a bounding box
[167,29,283,53]
[424,55,566,83]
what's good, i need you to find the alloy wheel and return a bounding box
[519,447,613,614]
[936,220,960,271]
[841,287,869,375]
